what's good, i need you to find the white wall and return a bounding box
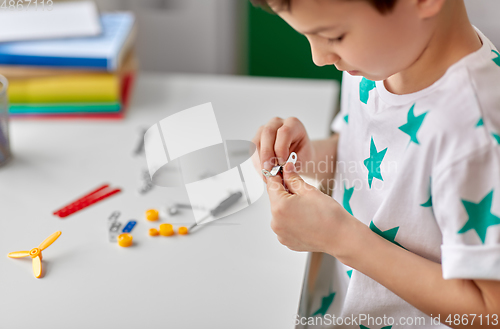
[465,0,500,49]
[91,0,499,74]
[94,0,245,74]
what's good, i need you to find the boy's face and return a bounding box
[276,0,434,81]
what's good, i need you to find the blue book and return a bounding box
[0,12,135,71]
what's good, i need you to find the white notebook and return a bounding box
[0,1,101,43]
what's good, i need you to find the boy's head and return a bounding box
[252,0,451,81]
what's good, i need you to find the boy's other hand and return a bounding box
[266,161,354,255]
[251,117,314,179]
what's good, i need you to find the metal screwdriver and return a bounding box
[188,191,243,231]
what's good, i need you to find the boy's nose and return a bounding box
[310,43,340,67]
[312,52,340,67]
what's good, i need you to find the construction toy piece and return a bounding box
[167,206,178,215]
[117,233,133,247]
[122,220,137,233]
[8,231,62,278]
[54,184,121,218]
[159,223,174,236]
[54,184,109,216]
[149,228,159,236]
[162,204,205,218]
[159,206,171,218]
[145,209,159,221]
[262,152,298,178]
[178,226,189,235]
[109,221,122,243]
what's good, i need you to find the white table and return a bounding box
[0,73,339,329]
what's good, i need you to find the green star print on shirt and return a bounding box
[364,137,387,188]
[360,78,376,104]
[420,177,433,208]
[343,183,354,215]
[421,194,433,207]
[311,291,336,317]
[370,221,405,249]
[458,190,500,244]
[493,50,500,67]
[398,103,428,145]
[492,133,500,144]
[476,118,484,127]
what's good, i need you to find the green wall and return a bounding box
[247,3,342,83]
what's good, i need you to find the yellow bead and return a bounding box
[159,223,174,236]
[117,233,133,247]
[145,209,159,221]
[148,228,159,236]
[178,226,189,235]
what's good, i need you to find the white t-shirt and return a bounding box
[304,27,500,328]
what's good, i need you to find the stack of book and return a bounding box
[0,12,137,119]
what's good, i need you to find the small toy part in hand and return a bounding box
[117,233,133,247]
[145,209,159,221]
[262,152,298,178]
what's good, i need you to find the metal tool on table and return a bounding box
[108,211,122,242]
[262,152,297,177]
[188,191,243,232]
[166,202,207,216]
[138,169,154,195]
[133,128,147,156]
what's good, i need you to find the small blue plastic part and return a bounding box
[122,220,137,233]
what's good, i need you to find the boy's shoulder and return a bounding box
[342,27,499,120]
[421,28,500,173]
[340,27,500,172]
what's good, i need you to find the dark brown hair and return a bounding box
[251,0,398,14]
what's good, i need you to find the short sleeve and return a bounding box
[433,144,500,280]
[331,71,352,134]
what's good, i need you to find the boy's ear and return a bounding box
[414,0,447,19]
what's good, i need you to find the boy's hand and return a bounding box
[266,161,353,255]
[251,117,314,178]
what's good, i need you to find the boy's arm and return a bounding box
[266,156,500,329]
[337,220,500,329]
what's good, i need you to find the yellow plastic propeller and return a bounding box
[32,256,42,278]
[7,251,30,258]
[7,231,61,278]
[39,231,61,251]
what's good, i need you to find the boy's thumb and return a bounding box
[282,162,307,194]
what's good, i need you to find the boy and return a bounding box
[251,0,500,328]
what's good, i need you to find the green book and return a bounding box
[9,102,121,115]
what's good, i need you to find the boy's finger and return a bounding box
[260,118,284,170]
[283,162,308,194]
[251,127,268,182]
[251,126,263,155]
[250,146,267,182]
[274,117,303,164]
[266,175,288,202]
